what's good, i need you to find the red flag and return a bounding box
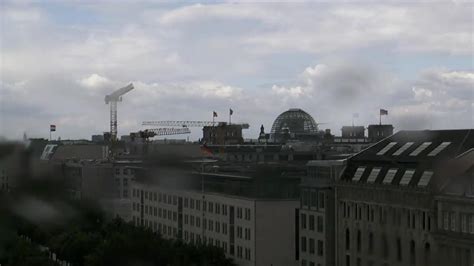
[201,144,213,156]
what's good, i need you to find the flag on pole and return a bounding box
[50,125,56,132]
[380,109,388,115]
[213,111,218,117]
[229,108,233,116]
[200,143,213,156]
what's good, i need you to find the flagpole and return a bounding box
[379,111,382,125]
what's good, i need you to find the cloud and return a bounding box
[1,2,472,140]
[268,63,473,131]
[79,74,113,90]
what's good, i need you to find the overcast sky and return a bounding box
[1,1,473,141]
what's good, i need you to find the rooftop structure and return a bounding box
[271,108,319,142]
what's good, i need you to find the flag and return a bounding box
[229,108,233,116]
[213,111,218,117]
[50,125,56,132]
[200,144,213,156]
[380,109,388,115]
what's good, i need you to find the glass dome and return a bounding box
[270,108,318,135]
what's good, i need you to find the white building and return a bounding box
[130,171,300,266]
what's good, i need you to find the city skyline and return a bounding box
[1,1,473,141]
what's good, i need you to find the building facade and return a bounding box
[336,129,474,266]
[299,160,345,266]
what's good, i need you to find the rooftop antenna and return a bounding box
[105,83,134,141]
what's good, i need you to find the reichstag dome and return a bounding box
[270,108,319,142]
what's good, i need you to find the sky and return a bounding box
[1,0,473,141]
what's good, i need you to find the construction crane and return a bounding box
[130,128,191,141]
[105,83,134,141]
[142,120,250,129]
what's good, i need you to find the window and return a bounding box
[393,142,414,156]
[345,229,350,250]
[309,215,315,231]
[424,242,430,265]
[366,167,381,183]
[236,226,241,238]
[410,240,416,266]
[317,216,323,232]
[357,230,361,252]
[302,190,309,207]
[352,167,366,182]
[410,142,432,156]
[223,223,227,235]
[383,169,397,184]
[450,212,456,231]
[215,221,220,233]
[244,228,250,240]
[443,211,449,230]
[376,142,397,155]
[123,178,128,186]
[400,169,415,185]
[382,235,389,259]
[397,237,402,261]
[311,191,317,207]
[216,203,221,214]
[245,208,251,220]
[309,238,315,254]
[123,190,128,198]
[319,192,325,209]
[461,214,469,233]
[301,213,307,229]
[184,198,188,208]
[209,220,214,231]
[368,232,373,254]
[245,248,251,260]
[208,202,213,213]
[417,171,433,187]
[469,215,474,234]
[317,240,323,256]
[427,142,451,156]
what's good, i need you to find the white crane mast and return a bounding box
[105,83,134,140]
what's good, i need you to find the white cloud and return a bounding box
[412,86,433,101]
[1,2,472,140]
[1,6,44,23]
[79,74,112,90]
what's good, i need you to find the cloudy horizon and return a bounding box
[1,1,473,141]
